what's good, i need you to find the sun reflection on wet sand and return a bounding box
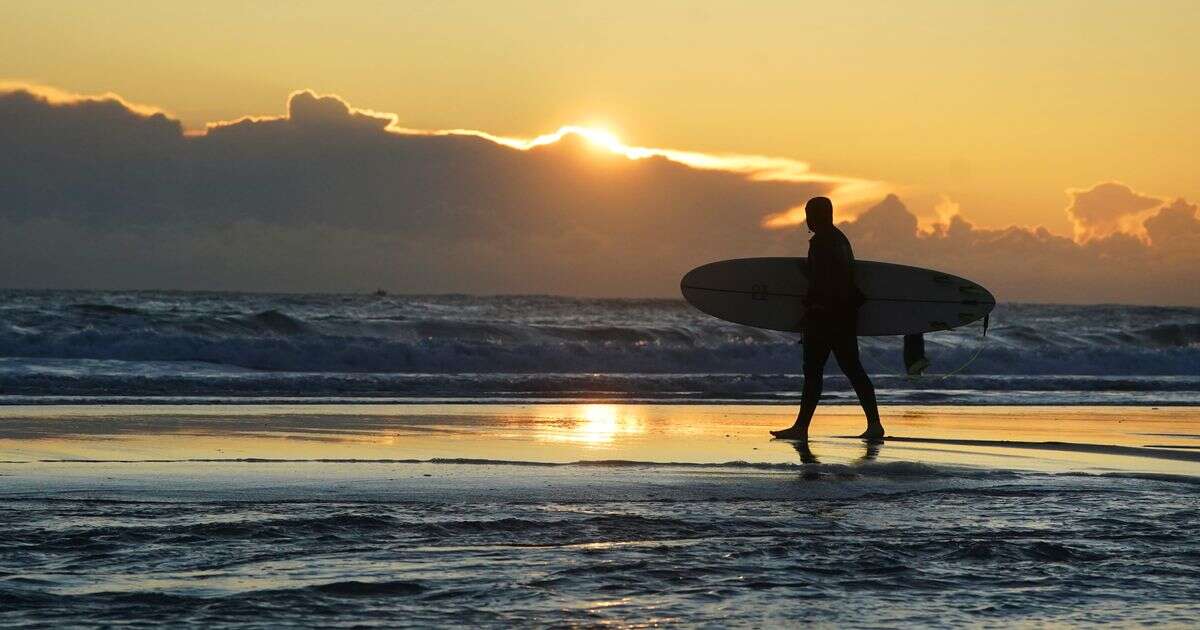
[539,404,647,446]
[0,405,1196,475]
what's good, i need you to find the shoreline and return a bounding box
[3,396,1200,406]
[1,403,1197,476]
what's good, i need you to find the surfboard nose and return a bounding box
[681,265,705,295]
[680,260,727,295]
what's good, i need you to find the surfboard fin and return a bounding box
[903,334,929,376]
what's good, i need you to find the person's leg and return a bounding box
[831,332,884,439]
[771,331,831,439]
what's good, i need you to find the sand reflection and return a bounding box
[539,404,647,446]
[0,404,1195,474]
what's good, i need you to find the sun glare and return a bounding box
[534,404,646,446]
[572,127,624,153]
[514,125,631,155]
[393,118,886,204]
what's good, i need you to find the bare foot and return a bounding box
[770,426,809,440]
[857,425,885,441]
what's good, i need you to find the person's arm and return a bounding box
[830,238,856,307]
[806,237,832,308]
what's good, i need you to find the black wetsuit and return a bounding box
[801,226,876,410]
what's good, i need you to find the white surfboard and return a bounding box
[680,257,995,336]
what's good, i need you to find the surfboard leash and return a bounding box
[858,314,990,380]
[923,314,990,380]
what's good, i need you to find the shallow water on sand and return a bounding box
[1,405,1198,627]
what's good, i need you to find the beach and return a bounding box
[2,403,1197,626]
[6,7,1200,626]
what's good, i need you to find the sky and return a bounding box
[1,1,1198,303]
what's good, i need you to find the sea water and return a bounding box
[2,292,1199,626]
[2,457,1198,627]
[1,290,1198,405]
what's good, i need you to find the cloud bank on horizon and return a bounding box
[1,84,1197,305]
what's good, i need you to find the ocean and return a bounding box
[1,292,1198,627]
[1,290,1198,405]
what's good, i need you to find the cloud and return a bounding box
[837,194,1200,305]
[1,84,1197,304]
[1065,181,1164,242]
[0,81,170,118]
[207,89,399,133]
[1144,198,1200,252]
[1,84,866,295]
[206,89,883,194]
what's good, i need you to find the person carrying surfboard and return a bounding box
[771,196,885,441]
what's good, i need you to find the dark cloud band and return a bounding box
[1,86,1197,304]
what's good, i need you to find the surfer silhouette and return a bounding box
[771,196,885,441]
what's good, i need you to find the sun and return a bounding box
[570,126,625,154]
[507,124,655,160]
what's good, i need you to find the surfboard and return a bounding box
[680,257,995,336]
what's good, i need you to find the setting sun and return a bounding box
[571,126,624,153]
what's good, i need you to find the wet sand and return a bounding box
[2,404,1198,626]
[0,404,1197,497]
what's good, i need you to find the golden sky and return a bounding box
[4,0,1197,235]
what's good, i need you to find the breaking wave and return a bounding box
[1,291,1197,402]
